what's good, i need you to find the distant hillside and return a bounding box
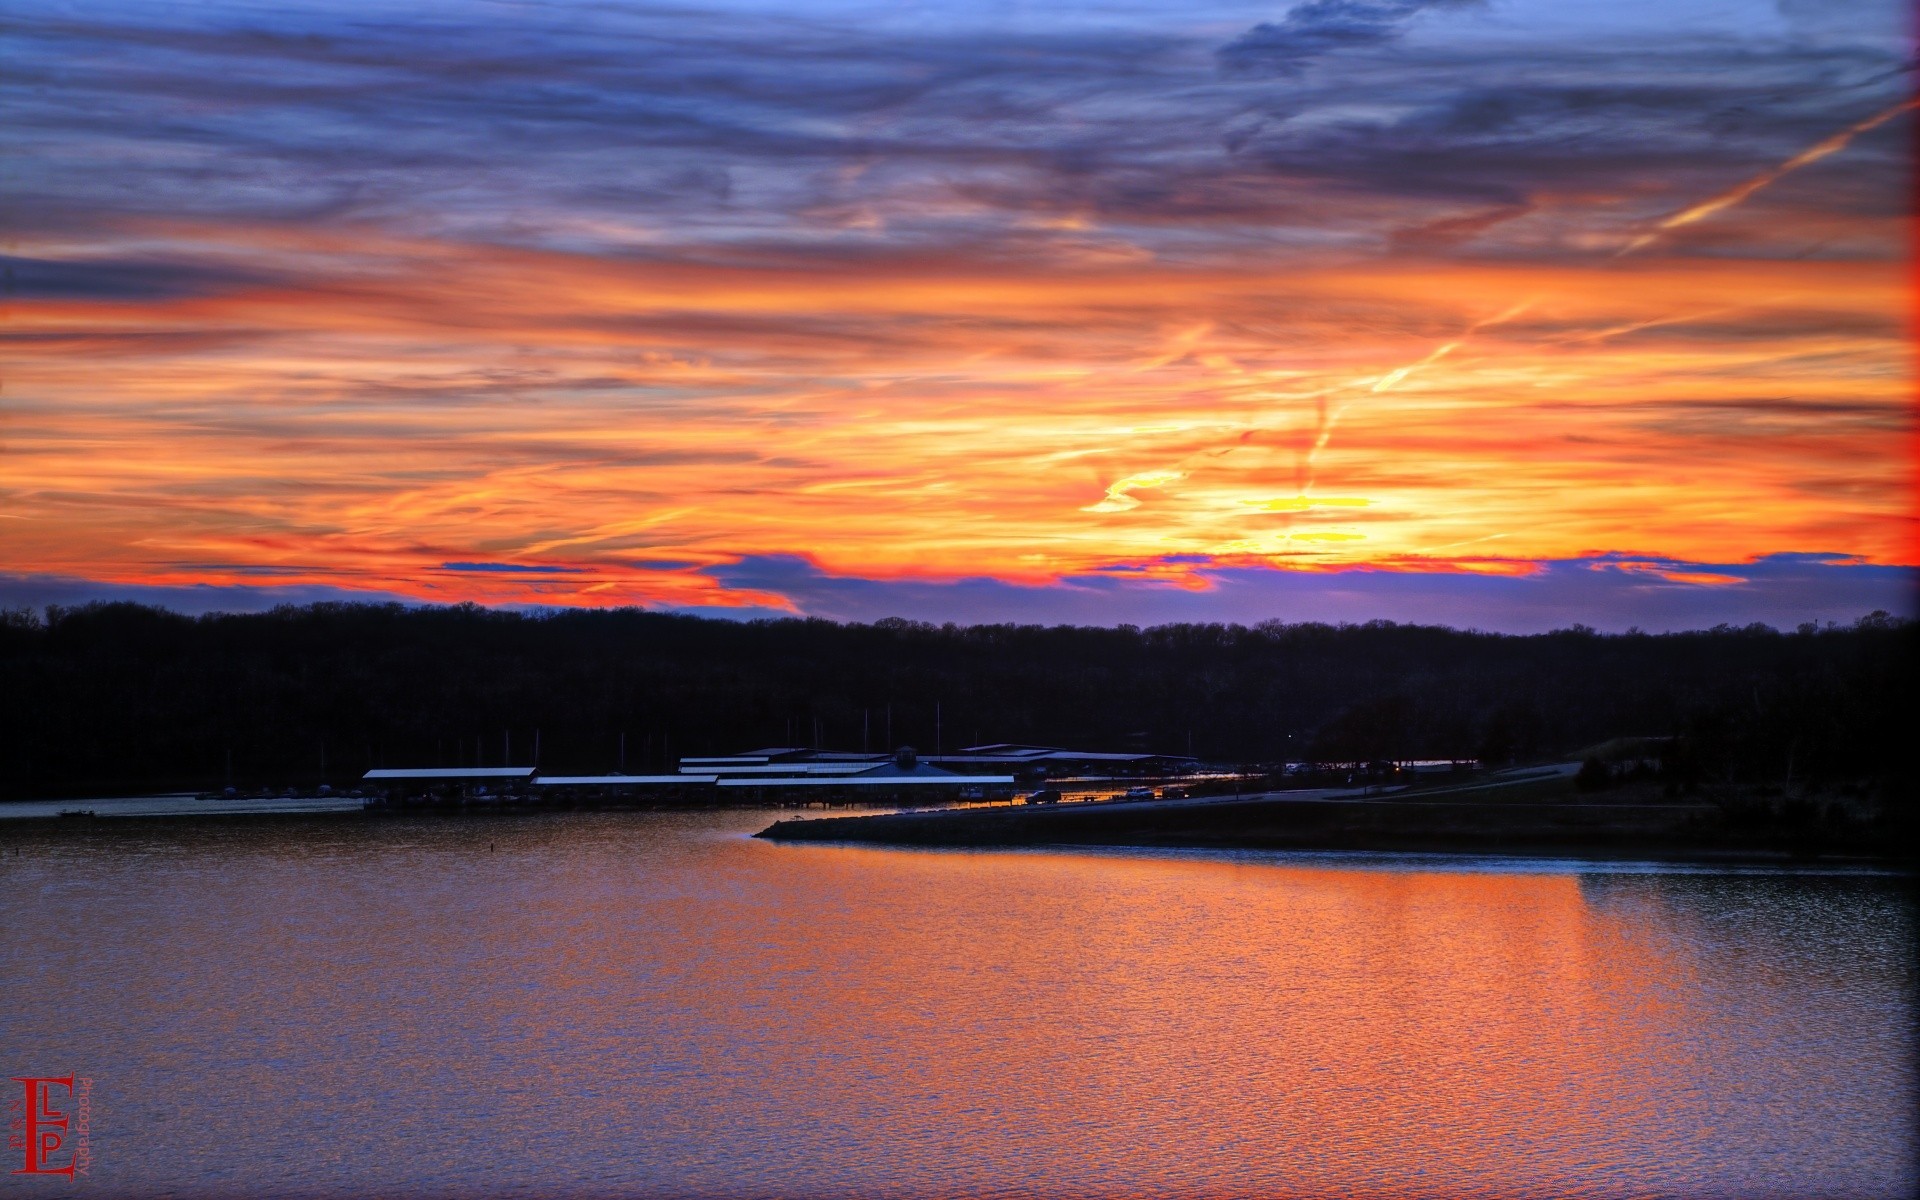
[0,602,1910,800]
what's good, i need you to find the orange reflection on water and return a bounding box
[1,816,1910,1197]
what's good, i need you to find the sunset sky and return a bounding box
[3,0,1912,630]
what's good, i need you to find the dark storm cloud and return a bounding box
[1216,0,1480,76]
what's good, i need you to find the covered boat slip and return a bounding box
[358,743,1182,807]
[357,764,1015,808]
[361,767,718,809]
[364,767,538,783]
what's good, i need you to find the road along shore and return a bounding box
[754,784,1890,863]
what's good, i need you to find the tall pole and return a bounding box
[619,732,626,772]
[863,708,870,753]
[936,702,942,757]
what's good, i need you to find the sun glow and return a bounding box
[1,235,1906,607]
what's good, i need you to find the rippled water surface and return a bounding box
[2,811,1912,1198]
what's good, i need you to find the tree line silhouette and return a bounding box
[0,600,1909,801]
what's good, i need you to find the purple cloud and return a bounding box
[702,553,1915,632]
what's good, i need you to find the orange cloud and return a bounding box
[0,220,1908,608]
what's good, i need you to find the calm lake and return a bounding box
[1,810,1912,1198]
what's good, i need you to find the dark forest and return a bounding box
[0,601,1911,800]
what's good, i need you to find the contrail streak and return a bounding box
[1084,95,1910,542]
[1274,97,1913,514]
[1619,95,1918,255]
[1294,299,1533,495]
[1082,301,1532,518]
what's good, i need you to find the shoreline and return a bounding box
[5,784,1904,870]
[0,792,969,825]
[754,787,1912,867]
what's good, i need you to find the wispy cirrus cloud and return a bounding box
[0,0,1909,625]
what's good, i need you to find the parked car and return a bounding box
[1026,788,1062,805]
[1123,786,1155,801]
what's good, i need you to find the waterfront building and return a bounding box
[359,742,1194,806]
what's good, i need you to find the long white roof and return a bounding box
[364,767,535,780]
[532,774,719,786]
[717,774,1015,787]
[693,763,876,776]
